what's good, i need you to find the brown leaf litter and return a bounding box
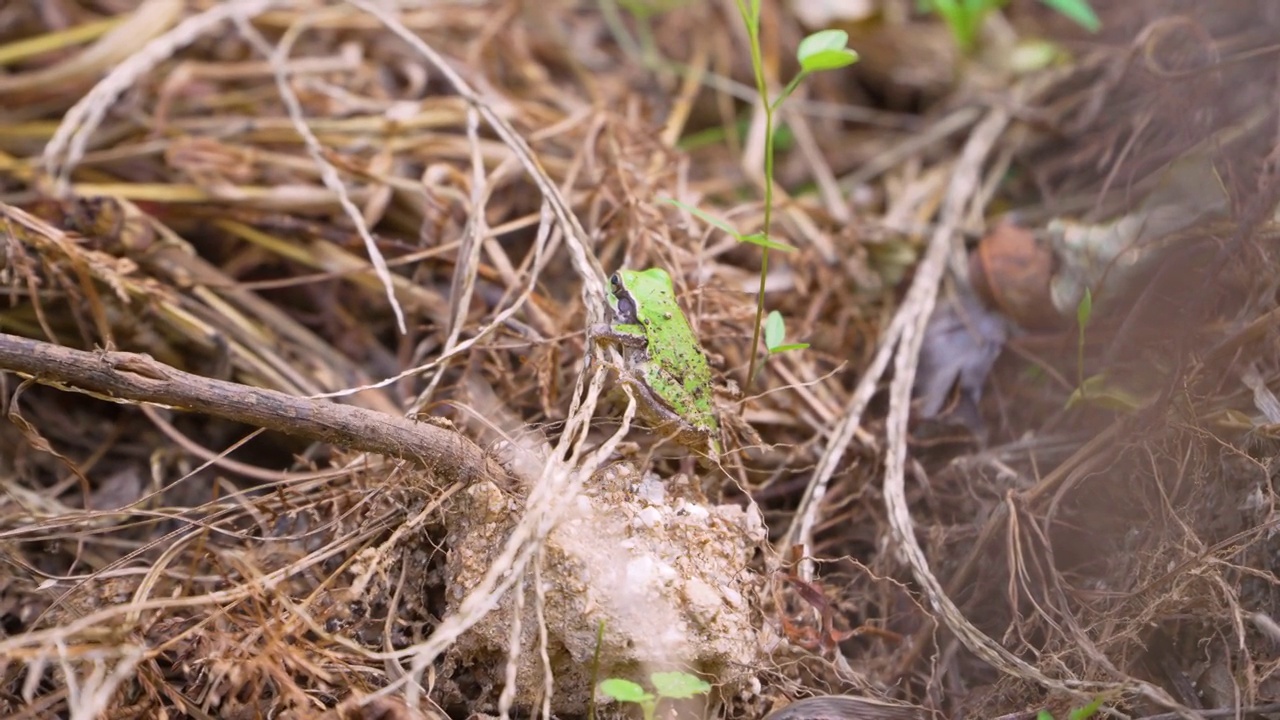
[2,1,1280,719]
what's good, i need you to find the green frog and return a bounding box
[589,267,721,459]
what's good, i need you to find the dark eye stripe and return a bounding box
[616,296,638,324]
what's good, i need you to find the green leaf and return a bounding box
[796,30,859,72]
[662,198,745,242]
[1038,0,1100,31]
[740,232,795,251]
[649,671,711,699]
[765,310,785,349]
[1037,713,1055,720]
[797,29,848,57]
[1076,287,1093,329]
[770,342,810,354]
[665,195,793,251]
[1068,697,1105,720]
[765,312,808,354]
[1066,374,1151,412]
[599,679,652,703]
[799,48,860,72]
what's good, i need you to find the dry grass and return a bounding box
[3,1,1280,719]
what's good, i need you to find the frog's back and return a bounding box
[658,275,714,402]
[658,316,717,429]
[630,267,717,425]
[670,328,713,387]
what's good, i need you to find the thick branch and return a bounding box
[0,332,507,486]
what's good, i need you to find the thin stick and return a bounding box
[0,332,506,486]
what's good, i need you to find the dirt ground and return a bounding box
[2,1,1280,719]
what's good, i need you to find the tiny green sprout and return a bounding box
[777,30,859,109]
[599,671,710,720]
[730,1,859,389]
[1075,287,1092,398]
[1076,287,1093,328]
[765,310,809,354]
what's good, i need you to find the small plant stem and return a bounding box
[587,621,605,720]
[1076,327,1084,395]
[1075,288,1092,399]
[736,0,775,391]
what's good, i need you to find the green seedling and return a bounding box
[598,671,711,720]
[749,309,809,385]
[1075,287,1092,399]
[737,20,854,386]
[917,0,1100,53]
[671,10,856,391]
[588,621,606,720]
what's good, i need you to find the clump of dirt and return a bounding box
[444,464,766,713]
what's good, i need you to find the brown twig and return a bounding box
[0,332,508,487]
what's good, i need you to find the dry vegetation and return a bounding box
[2,1,1280,719]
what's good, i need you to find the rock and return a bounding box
[444,463,767,714]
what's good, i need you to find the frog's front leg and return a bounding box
[587,323,648,350]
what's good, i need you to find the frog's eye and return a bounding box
[609,273,621,288]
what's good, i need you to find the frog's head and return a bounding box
[607,271,638,324]
[608,267,677,325]
[614,268,673,298]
